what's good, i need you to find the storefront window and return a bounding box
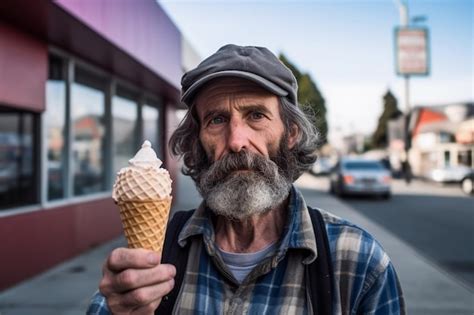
[72,70,106,196]
[0,106,38,209]
[113,93,138,175]
[46,55,66,200]
[142,104,161,158]
[444,151,451,167]
[440,132,455,143]
[458,150,472,168]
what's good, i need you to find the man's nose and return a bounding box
[227,120,250,153]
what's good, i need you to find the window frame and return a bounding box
[0,106,41,212]
[2,47,167,215]
[33,47,163,211]
[71,66,108,197]
[142,98,164,159]
[112,85,140,181]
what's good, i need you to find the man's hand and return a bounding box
[99,247,176,315]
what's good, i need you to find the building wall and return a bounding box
[0,198,121,290]
[55,0,181,89]
[411,142,474,177]
[0,0,183,291]
[0,22,47,112]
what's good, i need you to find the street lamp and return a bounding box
[394,0,409,27]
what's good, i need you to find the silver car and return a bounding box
[329,158,391,199]
[428,165,472,183]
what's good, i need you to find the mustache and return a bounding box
[201,151,280,187]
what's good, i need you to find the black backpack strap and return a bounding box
[155,209,195,315]
[307,207,334,315]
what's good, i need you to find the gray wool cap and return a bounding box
[181,44,298,106]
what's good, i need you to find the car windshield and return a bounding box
[343,161,384,170]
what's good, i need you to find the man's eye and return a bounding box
[250,112,265,120]
[210,116,225,125]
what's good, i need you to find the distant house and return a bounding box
[408,102,474,177]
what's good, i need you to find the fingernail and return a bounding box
[169,265,177,277]
[147,253,159,264]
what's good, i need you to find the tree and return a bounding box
[279,54,328,144]
[372,90,403,148]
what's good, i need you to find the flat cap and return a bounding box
[181,44,298,106]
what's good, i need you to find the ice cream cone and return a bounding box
[113,140,173,254]
[117,197,172,253]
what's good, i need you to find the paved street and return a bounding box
[299,174,474,290]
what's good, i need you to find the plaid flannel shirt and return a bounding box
[87,186,405,315]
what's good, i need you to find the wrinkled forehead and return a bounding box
[193,77,277,109]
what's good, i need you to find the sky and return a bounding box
[159,0,473,141]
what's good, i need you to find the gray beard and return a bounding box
[197,151,292,221]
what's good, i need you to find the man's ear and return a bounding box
[287,124,299,149]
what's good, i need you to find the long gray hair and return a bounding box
[169,97,320,182]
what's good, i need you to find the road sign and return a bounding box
[395,27,430,76]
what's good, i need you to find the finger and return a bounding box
[120,278,175,307]
[99,250,165,296]
[107,247,161,272]
[113,264,176,292]
[106,278,174,312]
[131,300,162,315]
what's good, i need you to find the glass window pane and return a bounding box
[71,81,106,196]
[458,150,472,167]
[113,95,138,175]
[444,151,450,166]
[46,55,66,200]
[0,107,37,210]
[142,104,161,157]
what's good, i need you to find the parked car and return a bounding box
[329,158,391,199]
[460,171,474,195]
[428,165,472,183]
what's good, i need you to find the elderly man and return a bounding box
[88,44,405,315]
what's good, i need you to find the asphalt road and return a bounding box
[327,177,474,290]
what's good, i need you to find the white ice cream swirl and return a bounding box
[128,140,163,168]
[112,140,172,202]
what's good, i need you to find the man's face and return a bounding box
[193,78,297,220]
[195,79,289,162]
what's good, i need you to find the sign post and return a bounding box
[394,26,429,183]
[395,27,430,76]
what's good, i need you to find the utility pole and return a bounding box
[395,0,412,184]
[394,0,429,184]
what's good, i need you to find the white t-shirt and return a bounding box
[217,242,278,283]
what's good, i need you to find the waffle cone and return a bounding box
[117,197,172,253]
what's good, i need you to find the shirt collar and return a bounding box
[280,186,317,264]
[177,185,317,264]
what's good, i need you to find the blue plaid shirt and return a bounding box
[87,186,405,314]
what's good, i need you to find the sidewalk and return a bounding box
[0,172,472,314]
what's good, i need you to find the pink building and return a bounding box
[0,0,185,290]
